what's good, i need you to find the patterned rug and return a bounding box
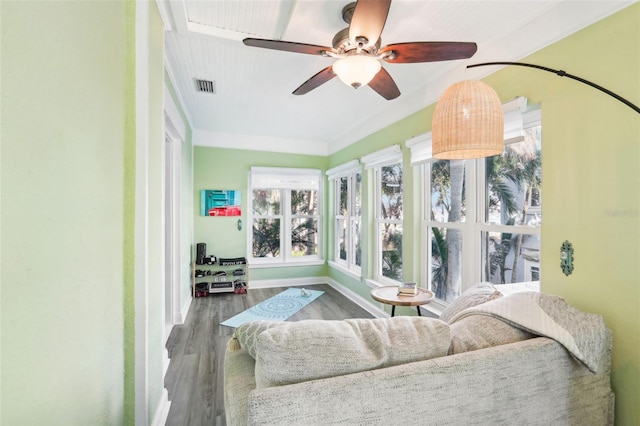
[221,287,324,328]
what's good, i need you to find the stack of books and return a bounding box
[397,282,418,296]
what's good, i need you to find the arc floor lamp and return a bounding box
[432,61,639,160]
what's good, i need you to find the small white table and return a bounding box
[370,286,435,317]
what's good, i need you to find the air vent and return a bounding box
[194,78,216,94]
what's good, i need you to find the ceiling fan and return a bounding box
[243,0,478,100]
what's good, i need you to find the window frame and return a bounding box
[248,167,323,267]
[408,102,541,311]
[327,161,362,278]
[362,145,404,286]
[478,108,542,287]
[375,162,404,284]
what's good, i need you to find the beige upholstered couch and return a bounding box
[223,286,614,425]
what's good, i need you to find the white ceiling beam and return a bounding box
[168,0,188,33]
[186,21,253,42]
[166,0,270,42]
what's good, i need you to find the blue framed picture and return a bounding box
[200,190,242,217]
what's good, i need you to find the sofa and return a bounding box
[223,284,614,425]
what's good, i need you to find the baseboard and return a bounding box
[249,276,328,289]
[164,323,174,345]
[326,278,388,318]
[151,388,171,426]
[162,347,170,378]
[180,294,192,323]
[247,276,388,318]
[231,277,439,319]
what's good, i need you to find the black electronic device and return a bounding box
[196,243,207,265]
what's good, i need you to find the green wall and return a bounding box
[1,1,167,424]
[524,6,639,424]
[193,147,328,280]
[146,1,166,421]
[1,1,130,423]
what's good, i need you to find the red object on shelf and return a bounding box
[195,290,209,298]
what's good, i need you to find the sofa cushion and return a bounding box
[230,320,282,358]
[449,315,534,354]
[253,316,451,388]
[439,282,502,323]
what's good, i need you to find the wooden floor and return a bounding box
[164,284,375,426]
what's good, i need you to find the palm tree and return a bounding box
[431,227,447,299]
[486,142,541,283]
[381,231,403,280]
[445,160,464,300]
[291,190,317,256]
[507,148,541,282]
[252,190,281,257]
[485,154,520,281]
[380,164,403,280]
[252,218,280,257]
[486,220,515,284]
[430,140,540,292]
[429,160,465,301]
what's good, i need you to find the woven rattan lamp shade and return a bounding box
[432,80,504,159]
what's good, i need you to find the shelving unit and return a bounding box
[192,257,248,297]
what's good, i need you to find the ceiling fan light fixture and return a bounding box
[432,80,504,159]
[333,56,381,89]
[243,0,477,99]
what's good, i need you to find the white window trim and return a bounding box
[362,144,401,169]
[250,166,322,189]
[326,159,360,180]
[327,160,362,278]
[406,132,432,166]
[503,96,528,143]
[248,167,323,266]
[363,146,404,285]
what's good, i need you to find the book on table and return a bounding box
[398,282,418,296]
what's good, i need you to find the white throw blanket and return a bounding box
[449,291,606,373]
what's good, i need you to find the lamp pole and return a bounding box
[467,62,640,114]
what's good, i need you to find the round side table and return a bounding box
[370,286,435,317]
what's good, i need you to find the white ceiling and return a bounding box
[158,0,635,156]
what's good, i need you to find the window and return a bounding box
[378,163,403,281]
[249,167,322,265]
[481,120,542,286]
[327,160,362,275]
[362,145,403,284]
[409,98,541,304]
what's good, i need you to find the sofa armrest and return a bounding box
[244,334,613,426]
[224,349,256,426]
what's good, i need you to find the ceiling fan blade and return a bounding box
[368,67,400,100]
[292,66,337,96]
[349,0,391,47]
[380,42,478,63]
[243,38,332,56]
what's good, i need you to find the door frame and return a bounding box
[163,86,186,340]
